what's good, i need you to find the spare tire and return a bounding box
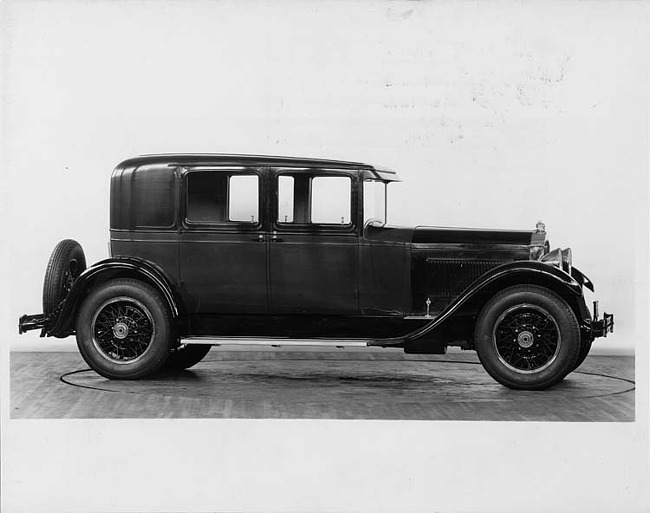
[43,239,86,315]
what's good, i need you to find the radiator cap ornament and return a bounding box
[536,220,546,233]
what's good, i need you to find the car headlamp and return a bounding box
[541,248,562,268]
[541,247,572,274]
[561,248,572,275]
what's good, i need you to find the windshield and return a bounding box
[363,179,387,227]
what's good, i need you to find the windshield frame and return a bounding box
[363,178,389,228]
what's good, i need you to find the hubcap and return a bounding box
[91,297,155,364]
[492,304,561,374]
[63,260,78,293]
[517,330,534,348]
[112,322,129,340]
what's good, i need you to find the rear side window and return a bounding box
[229,175,259,222]
[111,165,176,229]
[186,170,259,224]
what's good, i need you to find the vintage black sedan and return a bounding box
[19,154,614,389]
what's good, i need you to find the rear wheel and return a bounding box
[43,239,86,315]
[474,285,580,390]
[76,279,173,379]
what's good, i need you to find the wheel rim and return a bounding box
[63,260,78,294]
[492,303,561,374]
[91,296,155,364]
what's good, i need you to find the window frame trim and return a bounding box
[181,166,265,231]
[271,167,360,234]
[124,164,179,231]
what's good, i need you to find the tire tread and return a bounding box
[474,285,581,390]
[43,239,86,315]
[75,278,173,379]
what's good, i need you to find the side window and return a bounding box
[229,175,259,222]
[277,175,294,223]
[276,173,352,226]
[186,170,259,224]
[112,165,176,229]
[311,176,351,225]
[186,171,227,222]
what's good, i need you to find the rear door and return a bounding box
[179,166,268,314]
[268,168,360,314]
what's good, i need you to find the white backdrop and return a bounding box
[4,1,646,354]
[2,2,649,512]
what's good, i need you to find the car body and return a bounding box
[19,154,614,389]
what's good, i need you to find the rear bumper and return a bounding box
[18,313,47,336]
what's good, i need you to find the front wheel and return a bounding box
[76,279,173,379]
[572,336,593,371]
[474,285,580,390]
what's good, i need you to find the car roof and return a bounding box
[115,153,401,181]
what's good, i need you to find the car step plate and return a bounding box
[181,336,371,348]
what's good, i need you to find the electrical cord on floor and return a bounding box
[60,369,123,393]
[59,358,636,399]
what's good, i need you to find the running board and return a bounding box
[181,336,371,348]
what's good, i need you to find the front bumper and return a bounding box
[590,313,614,338]
[589,300,614,338]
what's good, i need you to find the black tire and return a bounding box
[572,336,593,371]
[163,344,212,371]
[43,239,86,315]
[75,279,173,379]
[474,285,581,390]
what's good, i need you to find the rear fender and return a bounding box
[46,257,181,338]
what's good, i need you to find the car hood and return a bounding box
[412,226,534,245]
[364,225,534,246]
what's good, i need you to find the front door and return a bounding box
[268,168,360,314]
[179,166,268,314]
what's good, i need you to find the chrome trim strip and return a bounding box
[181,336,370,347]
[412,243,530,252]
[111,238,178,244]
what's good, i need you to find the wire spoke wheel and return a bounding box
[492,304,560,374]
[62,260,79,295]
[91,297,155,364]
[475,286,580,390]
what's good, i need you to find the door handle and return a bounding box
[272,231,283,242]
[253,234,264,242]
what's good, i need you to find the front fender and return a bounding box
[46,256,181,338]
[371,260,583,346]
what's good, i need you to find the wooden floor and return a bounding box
[10,349,635,421]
